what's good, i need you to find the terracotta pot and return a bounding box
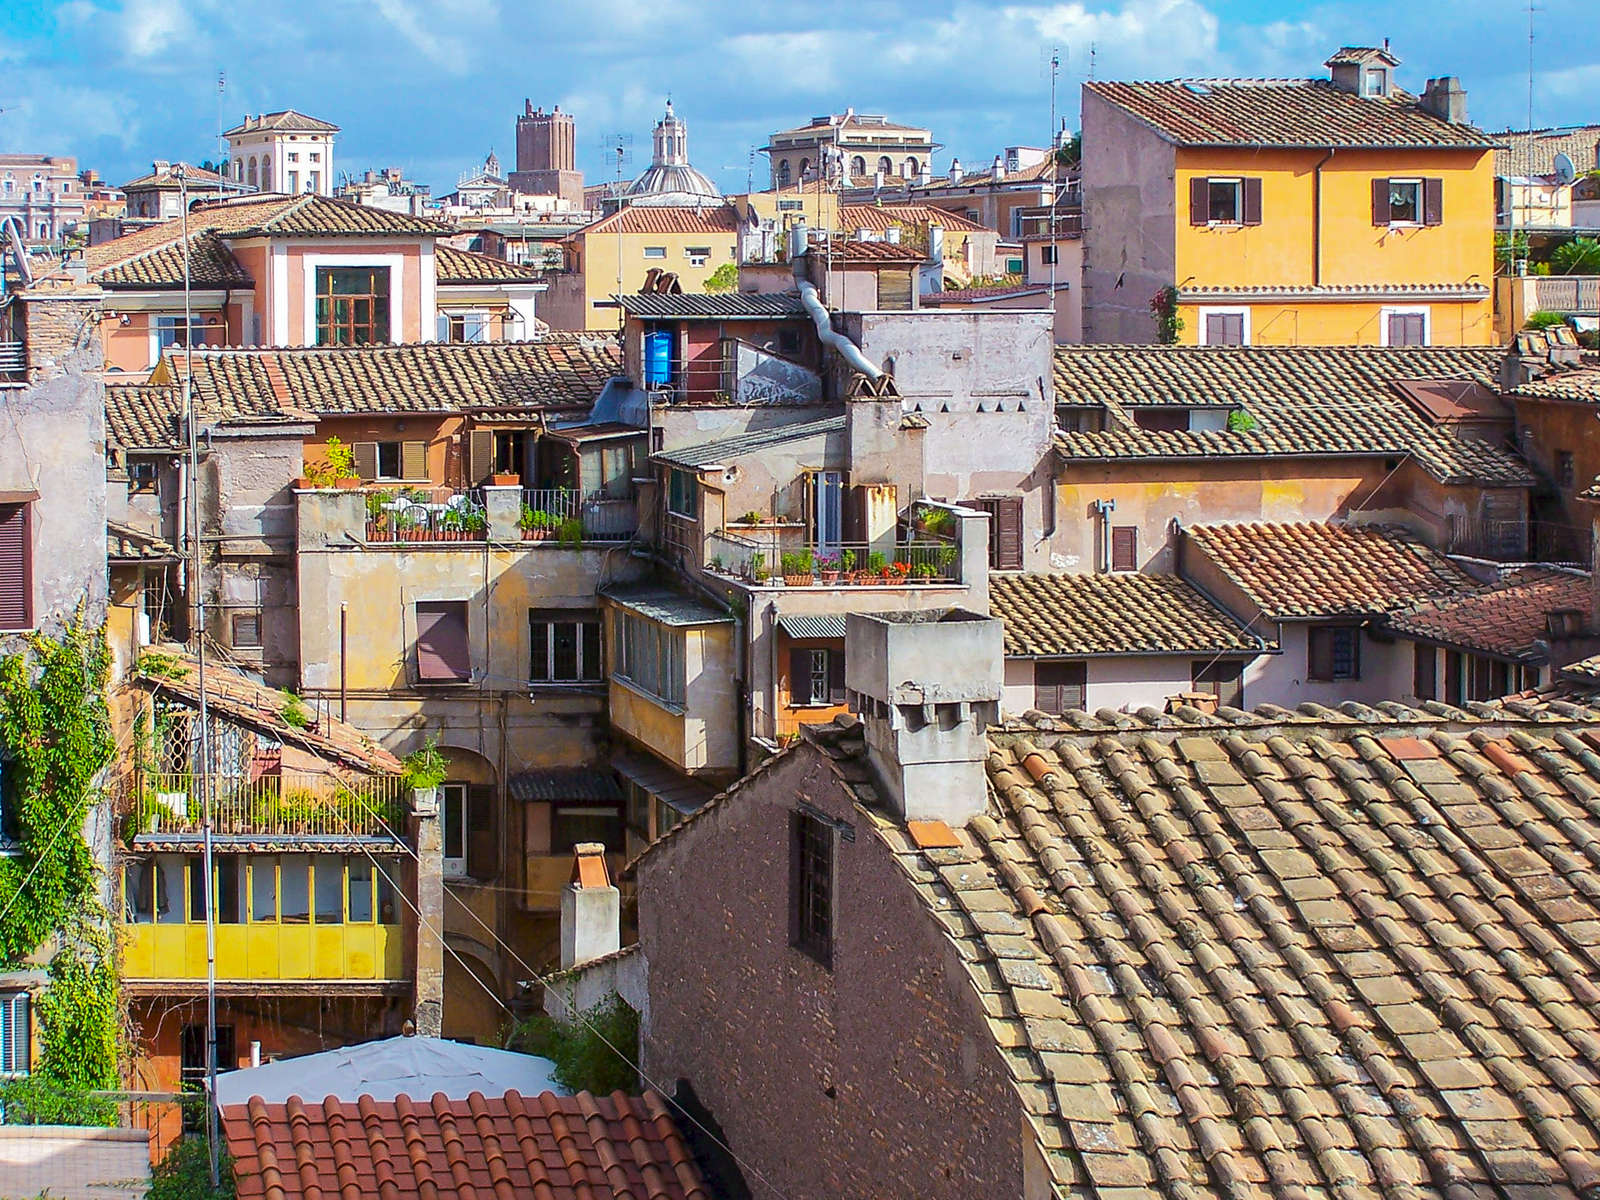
[490,473,521,486]
[820,570,840,583]
[334,477,362,490]
[783,574,814,587]
[293,477,315,489]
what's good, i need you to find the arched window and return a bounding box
[777,160,792,187]
[903,158,917,178]
[32,175,44,194]
[260,159,272,191]
[797,157,811,181]
[850,155,866,177]
[877,156,893,175]
[247,158,257,187]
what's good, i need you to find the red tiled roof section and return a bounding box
[223,1089,710,1200]
[825,239,924,264]
[435,243,543,284]
[839,202,990,234]
[1086,78,1500,149]
[1389,566,1593,660]
[1185,520,1475,620]
[580,204,741,237]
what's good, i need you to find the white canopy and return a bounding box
[213,1035,563,1107]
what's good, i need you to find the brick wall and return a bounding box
[637,744,1026,1198]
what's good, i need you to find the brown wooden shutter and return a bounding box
[788,648,811,706]
[1241,178,1263,226]
[1308,627,1334,681]
[467,429,494,484]
[416,601,470,682]
[351,441,378,481]
[466,783,496,880]
[994,497,1023,570]
[1422,178,1444,226]
[401,440,428,480]
[1444,651,1463,704]
[1110,525,1137,572]
[1189,177,1209,225]
[1413,644,1436,700]
[1035,661,1086,712]
[876,270,913,310]
[828,650,846,705]
[1372,178,1389,225]
[0,504,30,631]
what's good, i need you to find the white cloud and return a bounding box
[118,0,200,59]
[367,0,497,75]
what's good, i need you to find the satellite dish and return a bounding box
[1554,152,1578,185]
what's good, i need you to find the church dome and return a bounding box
[625,101,722,205]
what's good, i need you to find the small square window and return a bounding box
[1309,625,1361,681]
[1386,180,1422,224]
[1041,245,1058,265]
[1208,179,1242,223]
[128,458,160,495]
[642,247,667,260]
[231,611,263,649]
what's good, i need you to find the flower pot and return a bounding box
[335,477,362,490]
[820,570,840,584]
[293,477,316,489]
[490,473,521,487]
[783,574,814,587]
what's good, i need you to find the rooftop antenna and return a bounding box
[1088,42,1097,81]
[1527,0,1537,133]
[1048,46,1062,340]
[216,72,226,172]
[601,133,633,332]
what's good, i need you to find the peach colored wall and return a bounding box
[101,304,235,372]
[301,414,461,485]
[285,242,425,344]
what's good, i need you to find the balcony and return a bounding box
[364,487,488,543]
[703,530,963,587]
[521,488,638,542]
[356,486,638,544]
[122,771,407,841]
[1445,517,1591,566]
[1529,276,1600,314]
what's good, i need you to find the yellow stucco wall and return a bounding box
[570,227,739,331]
[1178,297,1494,346]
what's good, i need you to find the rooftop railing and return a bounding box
[520,488,638,542]
[1445,516,1591,567]
[704,528,961,586]
[122,771,406,840]
[364,487,487,542]
[1529,276,1600,314]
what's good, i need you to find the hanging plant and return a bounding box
[1149,286,1184,344]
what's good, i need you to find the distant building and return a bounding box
[510,102,584,208]
[1493,125,1600,230]
[335,167,435,217]
[624,101,721,207]
[0,154,87,243]
[121,161,252,224]
[763,110,936,190]
[223,109,338,196]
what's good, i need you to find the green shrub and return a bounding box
[1226,409,1258,432]
[1526,310,1568,329]
[511,996,639,1096]
[402,735,448,790]
[279,690,313,729]
[1551,237,1600,275]
[556,517,584,547]
[147,1134,236,1200]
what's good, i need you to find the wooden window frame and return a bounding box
[230,611,263,649]
[530,610,602,685]
[1191,659,1245,709]
[314,266,391,346]
[414,600,472,684]
[790,809,833,968]
[1034,660,1087,713]
[788,644,846,708]
[1110,525,1138,573]
[1308,625,1361,682]
[1198,306,1250,346]
[1380,307,1430,347]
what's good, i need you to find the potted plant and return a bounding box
[556,516,584,547]
[913,561,937,584]
[490,472,521,486]
[751,552,770,585]
[519,506,556,540]
[888,560,911,583]
[736,510,766,526]
[780,549,815,587]
[709,554,725,573]
[818,556,841,584]
[326,437,361,488]
[862,551,887,585]
[463,506,488,538]
[403,734,448,814]
[921,507,954,537]
[840,548,857,583]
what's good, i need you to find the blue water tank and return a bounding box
[644,331,672,387]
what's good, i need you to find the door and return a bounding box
[812,471,843,556]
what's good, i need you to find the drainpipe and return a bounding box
[1311,150,1335,287]
[1092,497,1116,573]
[790,222,881,381]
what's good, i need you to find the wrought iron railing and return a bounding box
[123,771,406,839]
[365,487,487,542]
[704,528,961,585]
[520,488,637,541]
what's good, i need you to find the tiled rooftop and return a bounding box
[884,701,1600,1197]
[615,292,807,319]
[222,1087,709,1200]
[654,414,844,470]
[1052,345,1537,487]
[167,338,621,418]
[105,382,183,450]
[222,109,338,135]
[579,204,742,237]
[107,521,177,563]
[1185,521,1475,620]
[1494,125,1600,178]
[1388,567,1593,660]
[989,572,1267,657]
[823,239,925,264]
[1086,78,1500,149]
[435,243,543,284]
[837,202,991,235]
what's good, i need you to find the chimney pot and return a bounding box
[560,843,620,969]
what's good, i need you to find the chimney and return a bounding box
[928,223,944,266]
[844,610,1003,825]
[153,160,169,176]
[950,157,963,184]
[560,843,620,969]
[1421,76,1469,124]
[992,153,1005,181]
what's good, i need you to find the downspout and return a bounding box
[1311,150,1336,287]
[1092,497,1115,573]
[790,222,881,381]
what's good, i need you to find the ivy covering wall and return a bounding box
[0,612,119,1119]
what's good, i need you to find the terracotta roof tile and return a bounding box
[168,338,621,417]
[89,228,254,290]
[579,204,741,237]
[435,243,543,284]
[1494,125,1600,178]
[824,239,925,264]
[1388,567,1593,660]
[1052,344,1537,487]
[838,202,991,235]
[1185,520,1475,619]
[1087,77,1500,149]
[107,521,177,562]
[880,697,1600,1196]
[105,382,183,449]
[222,1089,709,1199]
[222,109,338,135]
[989,572,1267,657]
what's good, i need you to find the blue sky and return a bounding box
[1,0,1596,195]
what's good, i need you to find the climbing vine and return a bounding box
[1149,286,1184,344]
[0,610,120,1116]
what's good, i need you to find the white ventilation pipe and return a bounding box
[789,220,882,381]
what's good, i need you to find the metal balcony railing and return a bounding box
[1445,517,1591,566]
[705,528,961,585]
[123,771,406,839]
[0,341,24,380]
[520,488,637,541]
[365,488,487,542]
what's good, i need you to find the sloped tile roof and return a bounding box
[130,651,401,775]
[1388,566,1592,660]
[107,521,177,563]
[924,284,1050,305]
[170,338,621,417]
[225,1088,707,1200]
[907,702,1600,1196]
[838,202,991,235]
[579,204,742,237]
[615,292,806,319]
[1185,520,1475,620]
[989,572,1266,656]
[187,192,450,237]
[120,162,231,191]
[1508,356,1600,403]
[89,228,255,289]
[222,109,339,135]
[435,243,543,284]
[1052,345,1537,487]
[1086,78,1500,149]
[824,239,925,264]
[1494,125,1600,177]
[508,768,623,804]
[105,382,183,449]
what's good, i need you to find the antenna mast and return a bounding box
[216,72,226,173]
[1049,47,1061,342]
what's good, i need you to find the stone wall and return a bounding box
[0,1125,150,1199]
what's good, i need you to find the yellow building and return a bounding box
[1082,46,1499,347]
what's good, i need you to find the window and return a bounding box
[778,161,792,187]
[686,246,711,267]
[1200,308,1249,346]
[790,810,833,966]
[442,312,489,343]
[1381,308,1429,346]
[642,246,667,260]
[231,611,263,648]
[287,171,299,194]
[1041,244,1058,265]
[1558,450,1576,489]
[0,757,20,849]
[789,647,845,707]
[0,992,29,1076]
[315,266,390,345]
[1309,625,1361,682]
[552,803,624,855]
[777,198,803,212]
[1034,660,1087,713]
[877,156,893,175]
[347,858,395,922]
[250,858,276,922]
[0,504,31,632]
[1111,525,1138,573]
[968,496,1023,570]
[129,457,160,495]
[667,468,699,519]
[309,172,320,192]
[310,152,321,163]
[530,611,602,683]
[1413,644,1436,700]
[442,784,468,876]
[415,600,471,683]
[288,152,299,163]
[154,315,206,356]
[1005,257,1024,274]
[180,1023,234,1128]
[247,159,257,188]
[1373,178,1442,226]
[1191,660,1244,709]
[613,610,685,706]
[850,156,867,177]
[352,439,426,481]
[1365,68,1388,96]
[1190,177,1262,226]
